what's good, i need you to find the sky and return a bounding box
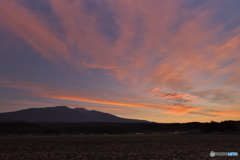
[0,0,240,123]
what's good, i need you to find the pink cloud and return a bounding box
[2,79,202,116]
[145,87,199,103]
[160,104,203,116]
[1,0,240,122]
[2,0,239,91]
[211,110,240,116]
[0,1,68,63]
[145,88,161,93]
[156,93,198,102]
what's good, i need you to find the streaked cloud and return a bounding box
[145,88,162,93]
[145,88,200,103]
[0,0,240,122]
[0,79,202,115]
[211,110,240,116]
[156,93,198,102]
[193,88,240,105]
[161,104,203,116]
[0,1,68,63]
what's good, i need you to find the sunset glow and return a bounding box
[0,0,240,122]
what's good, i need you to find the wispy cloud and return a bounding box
[145,88,199,102]
[160,104,203,116]
[156,93,198,102]
[0,1,68,63]
[1,0,240,122]
[211,110,240,116]
[0,79,202,115]
[145,88,163,93]
[193,88,240,105]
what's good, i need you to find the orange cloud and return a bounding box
[211,110,240,116]
[156,93,198,102]
[40,94,150,109]
[145,88,161,93]
[38,93,203,116]
[161,104,203,116]
[145,87,199,103]
[2,0,239,92]
[2,0,239,91]
[1,0,239,122]
[0,79,204,116]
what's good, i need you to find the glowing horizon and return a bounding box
[0,0,240,123]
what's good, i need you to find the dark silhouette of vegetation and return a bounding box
[0,121,239,135]
[203,120,238,133]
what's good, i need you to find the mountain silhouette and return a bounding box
[0,106,149,123]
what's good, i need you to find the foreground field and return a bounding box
[0,134,239,160]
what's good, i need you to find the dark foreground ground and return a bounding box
[0,134,239,160]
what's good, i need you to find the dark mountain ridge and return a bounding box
[0,106,149,123]
[0,106,239,135]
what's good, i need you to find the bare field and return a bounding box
[0,134,239,160]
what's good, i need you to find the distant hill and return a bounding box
[0,106,149,123]
[74,107,148,123]
[0,106,239,135]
